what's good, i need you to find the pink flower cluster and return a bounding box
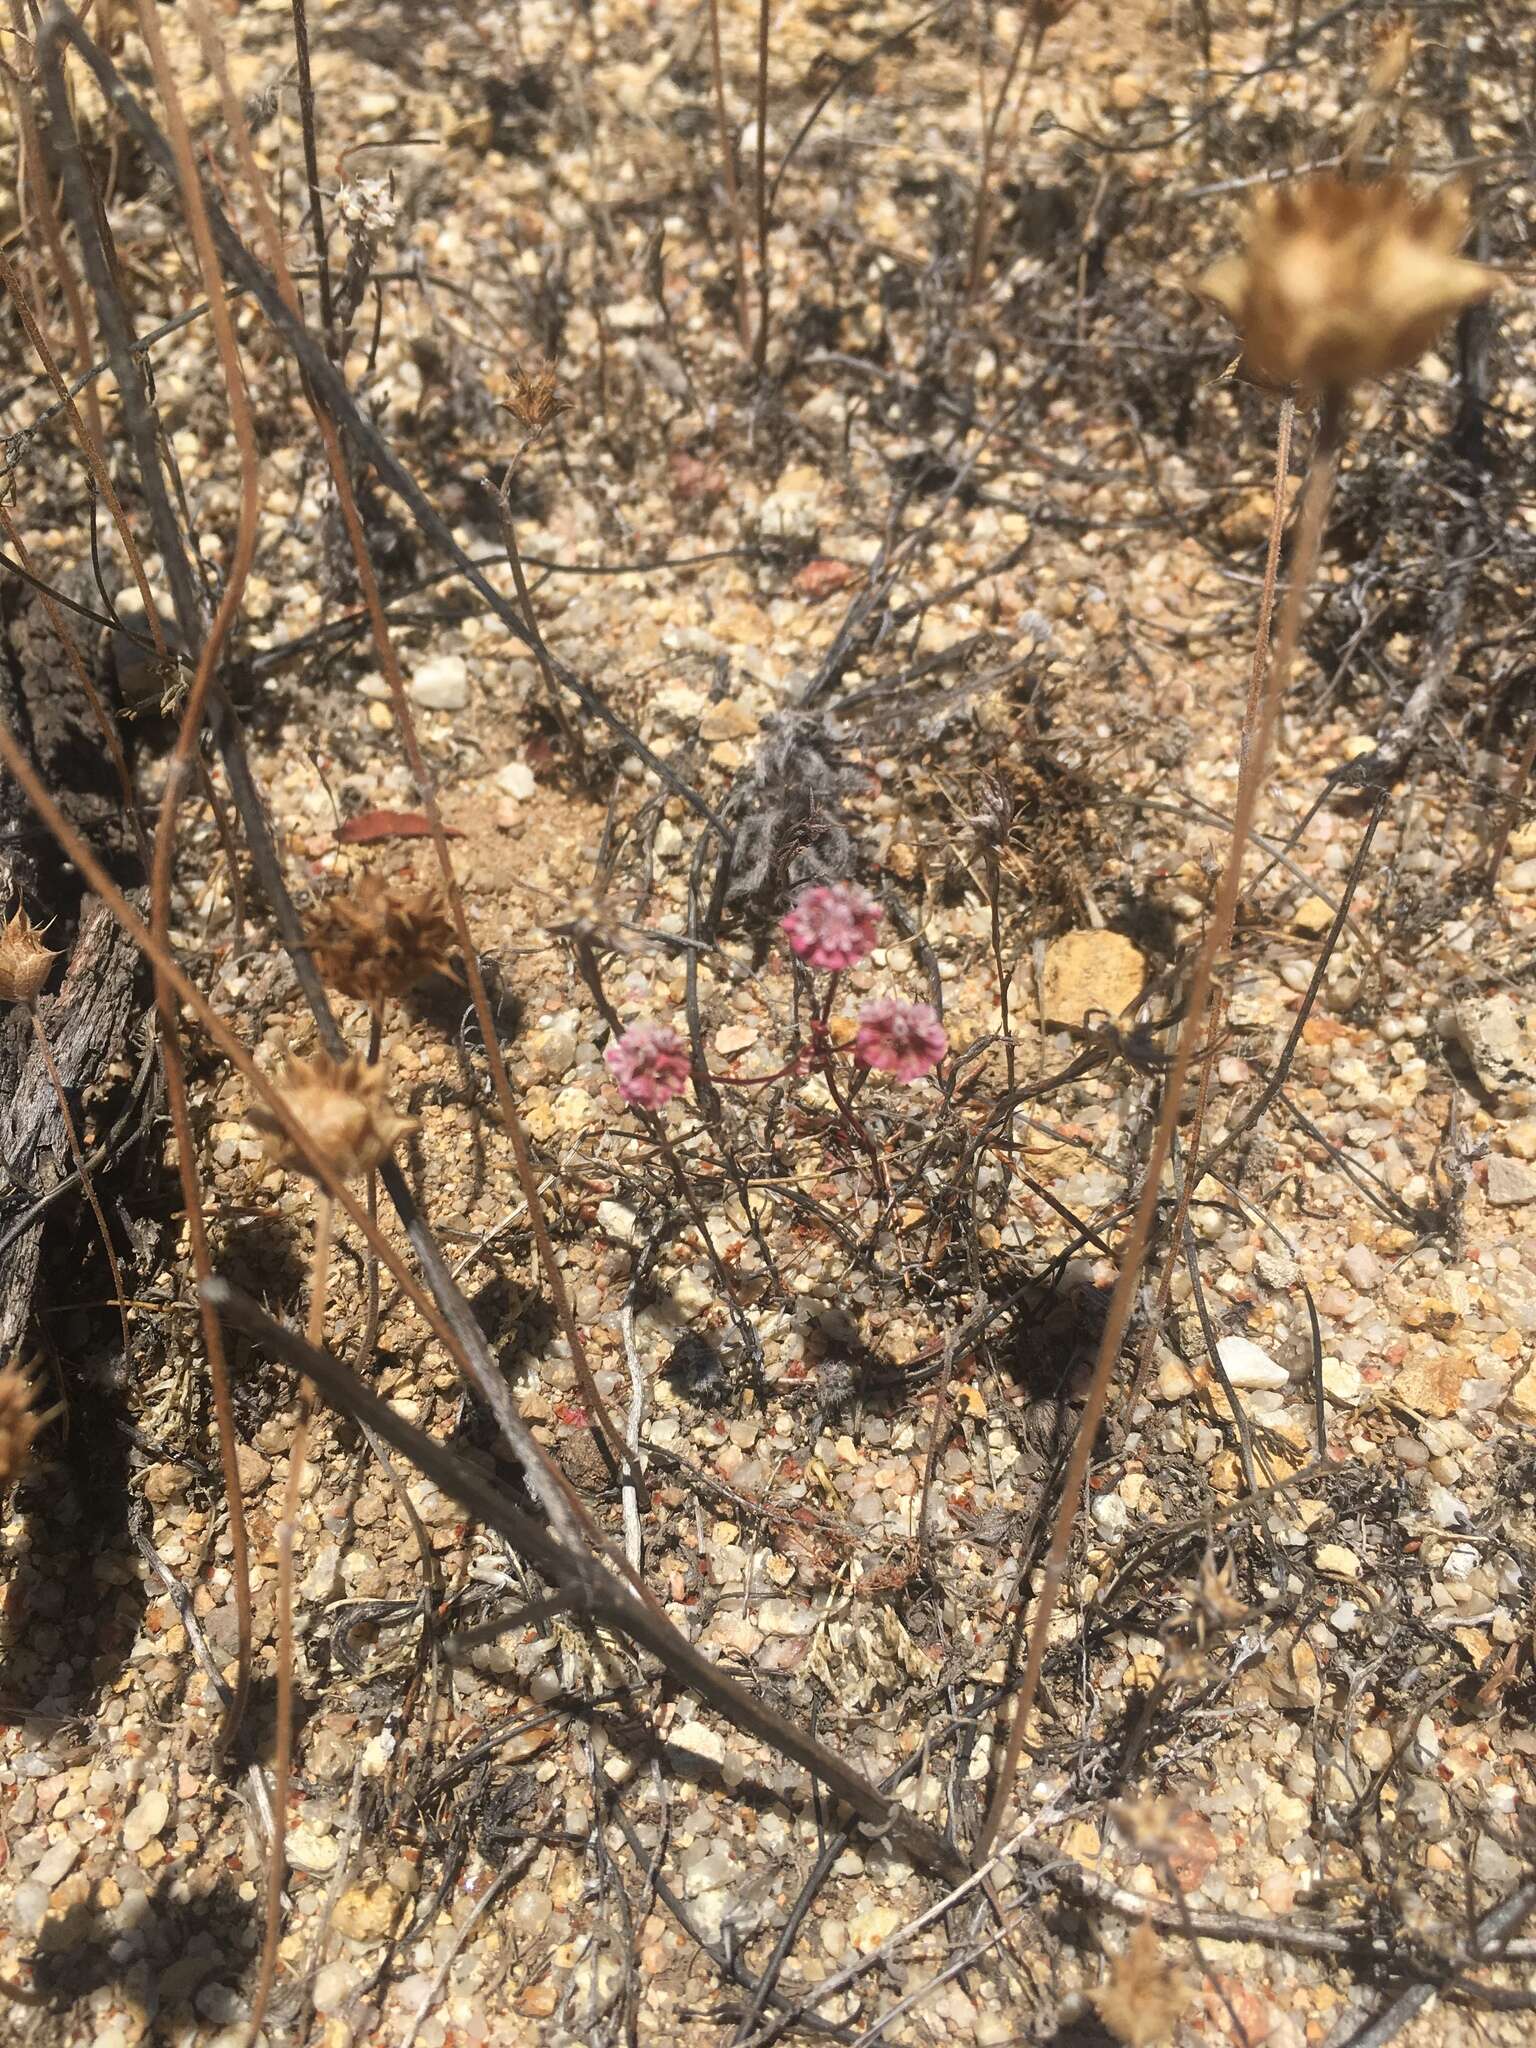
[781,882,881,972]
[605,1021,690,1109]
[854,999,947,1081]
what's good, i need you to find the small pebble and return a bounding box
[410,653,469,710]
[1217,1335,1289,1390]
[122,1787,169,1855]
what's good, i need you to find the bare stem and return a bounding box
[706,0,754,356]
[249,1190,333,2048]
[976,389,1347,1858]
[495,446,583,759]
[752,0,772,375]
[967,21,1046,299]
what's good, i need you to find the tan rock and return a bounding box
[1507,1370,1536,1423]
[698,699,760,743]
[1265,1636,1322,1710]
[332,1882,401,1942]
[235,1443,270,1495]
[1394,1349,1470,1418]
[1291,893,1334,936]
[1041,930,1146,1030]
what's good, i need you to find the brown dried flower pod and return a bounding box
[502,358,572,435]
[248,1052,417,1180]
[1090,1923,1188,2048]
[0,1358,42,1486]
[306,874,458,1008]
[1197,174,1499,396]
[0,905,60,1004]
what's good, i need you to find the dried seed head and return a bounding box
[248,1052,417,1180]
[1198,174,1499,395]
[1091,1924,1188,2048]
[502,359,572,435]
[335,173,398,239]
[0,1358,42,1486]
[0,905,60,1004]
[548,888,633,956]
[1367,14,1413,97]
[307,874,459,1008]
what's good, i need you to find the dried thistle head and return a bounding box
[1367,14,1413,96]
[306,874,458,1008]
[1091,1923,1188,2048]
[970,770,1019,855]
[502,358,572,435]
[248,1052,417,1181]
[1197,173,1499,395]
[0,1358,42,1486]
[547,888,635,956]
[0,904,60,1004]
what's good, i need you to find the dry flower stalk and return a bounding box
[306,872,458,1007]
[248,1052,416,1180]
[0,905,60,1003]
[1091,1923,1188,2048]
[0,1359,42,1486]
[1198,173,1499,395]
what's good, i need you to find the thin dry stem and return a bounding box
[967,20,1046,298]
[977,393,1346,1857]
[752,0,772,373]
[0,243,168,659]
[249,1190,331,2047]
[706,0,754,355]
[24,999,132,1372]
[133,0,265,1757]
[191,13,633,1495]
[3,0,106,448]
[0,499,149,869]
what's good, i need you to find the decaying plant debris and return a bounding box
[2,2,1535,2045]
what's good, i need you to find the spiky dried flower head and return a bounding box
[781,882,882,972]
[0,1357,42,1486]
[248,1052,417,1180]
[306,874,458,1008]
[1367,14,1413,97]
[854,999,948,1080]
[1090,1923,1188,2048]
[0,904,60,1004]
[1198,174,1499,395]
[502,358,572,435]
[335,173,398,239]
[605,1021,691,1110]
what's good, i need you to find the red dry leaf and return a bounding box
[794,558,855,601]
[336,809,463,844]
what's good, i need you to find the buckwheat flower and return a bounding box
[606,1021,690,1110]
[854,999,947,1080]
[781,883,881,972]
[1197,173,1499,396]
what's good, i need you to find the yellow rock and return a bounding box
[1041,930,1146,1030]
[332,1882,401,1942]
